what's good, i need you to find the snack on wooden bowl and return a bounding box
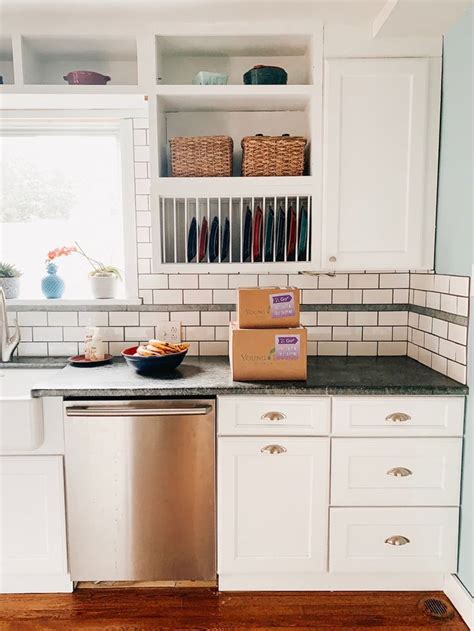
[122,340,189,373]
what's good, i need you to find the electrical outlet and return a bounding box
[155,321,181,343]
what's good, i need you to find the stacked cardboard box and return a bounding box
[229,287,307,381]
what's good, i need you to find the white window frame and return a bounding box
[0,110,140,300]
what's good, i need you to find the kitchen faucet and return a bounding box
[0,287,20,361]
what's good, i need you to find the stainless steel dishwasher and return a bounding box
[64,399,215,582]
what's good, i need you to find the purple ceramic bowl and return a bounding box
[63,70,111,85]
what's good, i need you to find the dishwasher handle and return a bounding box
[65,405,212,417]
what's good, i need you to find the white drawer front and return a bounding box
[332,397,464,436]
[217,396,330,436]
[330,507,459,574]
[331,438,462,506]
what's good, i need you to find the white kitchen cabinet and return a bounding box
[322,57,440,271]
[218,437,329,575]
[0,456,71,593]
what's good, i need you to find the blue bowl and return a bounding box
[122,346,188,373]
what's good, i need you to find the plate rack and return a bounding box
[158,194,312,267]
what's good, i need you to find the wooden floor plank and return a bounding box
[0,588,468,630]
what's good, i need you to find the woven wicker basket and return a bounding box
[241,134,307,177]
[170,136,233,177]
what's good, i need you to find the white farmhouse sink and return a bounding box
[0,369,57,452]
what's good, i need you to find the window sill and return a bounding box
[7,298,143,309]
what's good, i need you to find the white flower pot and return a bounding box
[0,277,20,299]
[90,275,118,299]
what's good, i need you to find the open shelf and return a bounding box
[155,34,314,85]
[155,94,312,177]
[21,36,138,86]
[0,36,14,85]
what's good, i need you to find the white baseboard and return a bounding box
[219,572,445,592]
[444,574,474,630]
[0,573,73,594]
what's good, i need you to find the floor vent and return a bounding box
[418,596,455,620]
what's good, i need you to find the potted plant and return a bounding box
[0,262,22,299]
[74,243,122,299]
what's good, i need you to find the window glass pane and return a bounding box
[0,131,124,298]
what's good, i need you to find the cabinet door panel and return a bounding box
[323,58,439,271]
[218,437,329,574]
[0,456,68,579]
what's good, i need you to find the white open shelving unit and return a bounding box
[150,27,323,272]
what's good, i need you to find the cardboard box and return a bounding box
[237,287,300,329]
[229,323,307,381]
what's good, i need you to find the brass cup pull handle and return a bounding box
[261,411,287,422]
[260,444,287,455]
[386,467,413,477]
[385,412,411,423]
[385,535,410,546]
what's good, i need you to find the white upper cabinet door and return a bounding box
[322,58,440,271]
[218,437,329,575]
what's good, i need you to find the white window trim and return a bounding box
[0,111,140,301]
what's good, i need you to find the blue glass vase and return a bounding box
[41,262,65,299]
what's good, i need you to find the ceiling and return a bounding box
[0,0,472,37]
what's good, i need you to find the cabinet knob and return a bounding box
[385,535,410,546]
[261,411,286,422]
[386,467,413,477]
[329,256,337,263]
[260,444,287,455]
[385,412,411,423]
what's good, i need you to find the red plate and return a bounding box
[68,354,113,367]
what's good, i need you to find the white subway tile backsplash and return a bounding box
[378,341,407,356]
[201,312,231,326]
[449,276,470,297]
[447,360,466,384]
[418,347,432,367]
[363,327,392,341]
[363,289,393,304]
[78,312,109,327]
[348,312,378,326]
[228,274,258,288]
[380,273,410,288]
[393,288,409,303]
[407,342,419,360]
[302,290,332,304]
[307,327,332,341]
[134,145,150,162]
[348,341,377,356]
[212,289,236,304]
[134,162,148,178]
[332,289,362,304]
[170,311,198,325]
[200,341,228,355]
[215,327,229,341]
[412,290,426,307]
[153,289,183,304]
[412,329,424,346]
[258,274,288,287]
[133,129,147,145]
[431,354,448,376]
[136,227,150,243]
[426,291,441,310]
[300,312,317,326]
[139,274,168,290]
[457,297,469,317]
[48,342,78,356]
[125,326,155,341]
[184,326,214,341]
[169,275,199,289]
[432,275,451,293]
[448,323,467,345]
[18,312,47,326]
[440,293,457,314]
[393,326,408,341]
[332,326,362,341]
[349,274,379,289]
[138,259,151,274]
[378,311,408,326]
[33,327,62,342]
[136,211,152,227]
[135,195,150,211]
[135,179,151,195]
[137,243,153,259]
[47,312,78,326]
[101,327,125,342]
[318,312,347,326]
[140,312,170,325]
[319,274,348,289]
[199,275,228,289]
[418,314,432,333]
[139,290,153,304]
[17,342,48,356]
[288,274,318,288]
[432,318,448,338]
[318,341,347,356]
[424,333,439,353]
[109,312,139,326]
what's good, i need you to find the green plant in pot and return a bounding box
[0,262,22,299]
[75,243,122,299]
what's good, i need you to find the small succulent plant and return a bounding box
[0,262,22,278]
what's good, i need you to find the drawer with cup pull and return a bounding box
[217,396,330,436]
[332,396,464,436]
[329,507,459,574]
[331,438,462,506]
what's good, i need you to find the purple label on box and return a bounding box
[275,334,301,361]
[270,292,296,319]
